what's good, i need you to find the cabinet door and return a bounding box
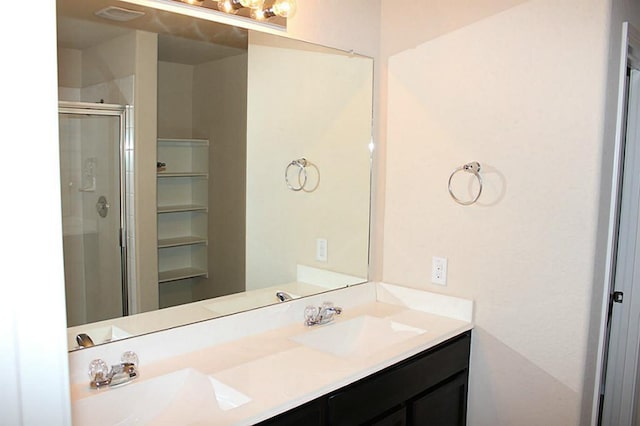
[328,333,470,426]
[408,371,468,426]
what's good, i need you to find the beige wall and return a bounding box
[82,32,137,87]
[157,61,194,138]
[285,0,380,57]
[57,47,82,89]
[286,1,384,281]
[133,30,160,314]
[380,0,611,424]
[245,32,372,290]
[193,54,248,300]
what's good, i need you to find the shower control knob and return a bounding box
[96,195,110,218]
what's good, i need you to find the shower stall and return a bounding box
[58,101,133,327]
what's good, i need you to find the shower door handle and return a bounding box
[96,195,110,218]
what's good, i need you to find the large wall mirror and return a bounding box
[57,0,373,351]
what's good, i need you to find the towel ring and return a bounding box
[285,158,308,191]
[448,162,483,205]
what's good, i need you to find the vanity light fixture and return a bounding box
[175,0,296,25]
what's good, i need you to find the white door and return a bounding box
[601,67,640,426]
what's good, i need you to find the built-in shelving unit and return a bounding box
[157,138,209,290]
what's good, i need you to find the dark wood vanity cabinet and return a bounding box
[258,331,471,426]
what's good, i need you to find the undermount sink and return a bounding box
[68,325,133,349]
[290,315,427,358]
[72,368,251,425]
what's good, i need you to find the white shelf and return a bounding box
[157,138,209,145]
[157,204,208,213]
[158,236,207,249]
[158,172,208,178]
[157,138,210,289]
[157,138,209,175]
[158,267,208,283]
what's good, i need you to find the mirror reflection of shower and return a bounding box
[58,102,133,327]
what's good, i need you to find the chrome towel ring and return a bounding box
[448,161,483,205]
[285,158,308,191]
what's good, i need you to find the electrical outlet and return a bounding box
[432,256,447,285]
[316,238,328,262]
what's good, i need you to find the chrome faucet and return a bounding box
[76,333,95,348]
[89,351,139,389]
[276,291,293,302]
[305,302,342,326]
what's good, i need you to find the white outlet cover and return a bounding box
[316,238,328,262]
[431,256,447,285]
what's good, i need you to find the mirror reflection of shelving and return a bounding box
[157,138,209,289]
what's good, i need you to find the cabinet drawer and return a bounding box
[327,332,470,426]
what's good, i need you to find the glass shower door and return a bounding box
[58,102,127,327]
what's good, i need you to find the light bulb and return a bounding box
[218,0,239,14]
[239,0,262,8]
[272,0,297,18]
[251,7,267,20]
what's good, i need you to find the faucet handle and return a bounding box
[322,301,338,310]
[321,302,342,315]
[88,359,110,389]
[304,306,319,325]
[121,351,139,367]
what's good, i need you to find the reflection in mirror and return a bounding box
[57,0,373,351]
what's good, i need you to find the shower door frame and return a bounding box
[58,100,134,318]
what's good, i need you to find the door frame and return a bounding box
[593,22,640,425]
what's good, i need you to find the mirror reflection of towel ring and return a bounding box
[448,161,483,205]
[300,162,320,193]
[285,158,308,191]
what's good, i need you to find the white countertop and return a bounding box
[68,282,473,425]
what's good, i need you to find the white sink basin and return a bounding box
[68,325,133,349]
[290,315,427,358]
[72,368,251,425]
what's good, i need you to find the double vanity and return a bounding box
[68,282,473,425]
